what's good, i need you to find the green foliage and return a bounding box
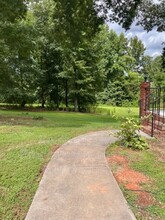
[97,72,142,106]
[0,0,27,22]
[143,55,165,87]
[97,81,127,106]
[53,0,103,48]
[52,0,103,111]
[94,25,145,107]
[0,0,163,111]
[104,0,165,32]
[27,0,104,111]
[0,8,38,107]
[128,36,146,72]
[117,117,148,150]
[95,26,136,85]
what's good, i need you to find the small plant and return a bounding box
[117,117,148,150]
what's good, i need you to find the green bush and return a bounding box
[117,117,148,150]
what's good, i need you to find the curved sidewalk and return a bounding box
[25,130,136,220]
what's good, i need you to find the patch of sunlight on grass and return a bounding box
[96,105,139,119]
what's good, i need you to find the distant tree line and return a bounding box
[0,0,164,111]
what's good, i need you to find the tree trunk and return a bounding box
[65,79,69,111]
[20,100,26,108]
[74,67,79,112]
[57,80,59,110]
[41,88,45,108]
[74,96,78,112]
[41,99,45,108]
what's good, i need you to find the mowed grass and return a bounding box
[97,105,139,118]
[0,107,138,220]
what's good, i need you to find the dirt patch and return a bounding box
[107,155,128,165]
[51,144,60,153]
[136,191,156,207]
[108,154,153,206]
[107,150,159,218]
[115,167,149,189]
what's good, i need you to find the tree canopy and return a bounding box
[0,0,164,110]
[103,0,165,32]
[0,0,28,22]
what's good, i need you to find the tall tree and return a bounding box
[0,14,38,106]
[53,0,103,111]
[32,0,63,108]
[128,36,146,72]
[0,0,31,100]
[95,25,143,106]
[95,25,135,85]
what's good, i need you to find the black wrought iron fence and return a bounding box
[145,86,165,136]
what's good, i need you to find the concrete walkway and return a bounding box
[25,130,136,220]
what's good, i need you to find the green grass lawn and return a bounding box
[0,107,138,220]
[96,104,139,118]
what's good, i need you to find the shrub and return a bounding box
[116,117,148,150]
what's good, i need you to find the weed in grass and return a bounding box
[32,116,44,120]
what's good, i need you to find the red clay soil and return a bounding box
[107,155,128,165]
[107,155,155,207]
[136,191,156,207]
[115,168,149,189]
